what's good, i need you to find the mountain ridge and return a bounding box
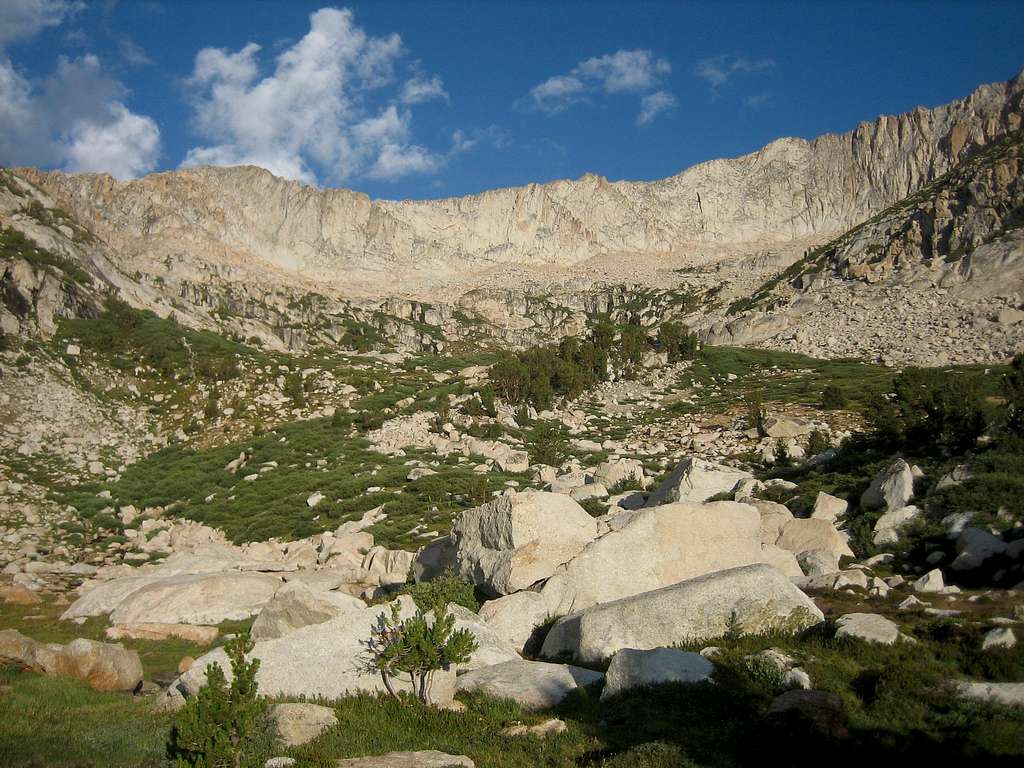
[10,70,1022,292]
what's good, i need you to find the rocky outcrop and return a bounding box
[538,501,767,615]
[541,564,824,663]
[438,490,599,597]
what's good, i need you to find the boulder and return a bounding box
[914,568,946,593]
[760,544,804,579]
[454,659,602,710]
[645,458,751,506]
[251,581,365,641]
[600,647,714,701]
[478,591,550,653]
[592,459,646,490]
[774,518,854,563]
[541,564,823,663]
[109,572,282,625]
[362,547,415,586]
[427,604,521,671]
[763,416,811,439]
[951,527,1007,571]
[835,613,908,645]
[872,505,922,546]
[411,535,457,583]
[811,492,848,523]
[539,501,767,615]
[335,752,474,768]
[61,575,166,620]
[0,630,143,692]
[167,596,454,705]
[956,681,1024,707]
[444,490,598,597]
[860,459,914,511]
[271,702,338,747]
[105,623,219,644]
[982,627,1017,650]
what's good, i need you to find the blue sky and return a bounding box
[1,1,1022,200]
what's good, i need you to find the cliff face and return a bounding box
[14,72,1023,290]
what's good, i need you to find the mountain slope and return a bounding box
[11,71,1023,292]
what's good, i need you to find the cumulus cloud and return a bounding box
[0,52,160,178]
[0,0,83,48]
[0,2,160,178]
[528,48,675,123]
[695,54,775,89]
[637,90,677,125]
[63,102,160,177]
[182,7,460,184]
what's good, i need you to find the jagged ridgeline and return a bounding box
[3,70,1023,364]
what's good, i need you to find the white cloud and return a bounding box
[0,52,160,178]
[182,7,458,184]
[63,102,160,177]
[695,54,775,89]
[366,142,441,181]
[637,90,677,125]
[575,49,670,93]
[399,73,447,104]
[0,0,82,48]
[529,75,586,113]
[528,49,673,123]
[0,3,160,179]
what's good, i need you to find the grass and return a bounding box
[660,345,896,418]
[2,601,1022,767]
[0,668,173,768]
[56,413,524,548]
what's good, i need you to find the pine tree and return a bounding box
[168,633,268,768]
[367,602,478,703]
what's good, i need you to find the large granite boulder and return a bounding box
[109,572,282,625]
[426,604,521,671]
[644,458,751,506]
[541,564,823,664]
[440,490,598,597]
[861,459,914,511]
[166,596,453,706]
[251,581,365,640]
[600,647,714,701]
[539,501,766,615]
[0,629,143,692]
[479,591,550,653]
[454,659,603,710]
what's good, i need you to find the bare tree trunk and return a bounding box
[380,669,397,699]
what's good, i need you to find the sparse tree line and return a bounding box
[488,319,698,409]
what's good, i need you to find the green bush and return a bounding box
[868,367,988,453]
[806,428,831,456]
[167,632,271,768]
[601,742,699,768]
[367,601,477,703]
[656,321,699,363]
[1002,352,1024,436]
[821,383,848,410]
[403,569,479,613]
[526,420,570,467]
